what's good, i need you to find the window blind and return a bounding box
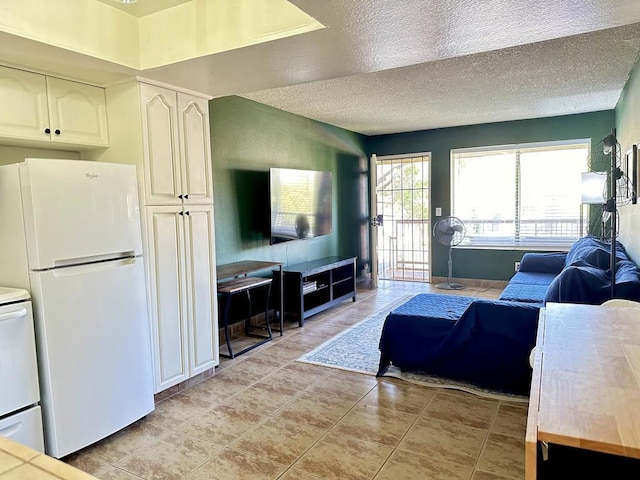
[451,141,589,249]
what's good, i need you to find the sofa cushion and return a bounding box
[519,252,567,274]
[544,264,611,305]
[565,236,629,269]
[615,260,640,301]
[499,282,548,304]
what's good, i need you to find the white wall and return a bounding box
[616,56,640,264]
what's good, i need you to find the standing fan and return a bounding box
[433,216,466,290]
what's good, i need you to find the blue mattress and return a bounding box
[378,293,541,395]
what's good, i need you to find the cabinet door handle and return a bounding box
[178,211,184,216]
[178,194,183,199]
[44,128,51,134]
[184,194,189,199]
[54,129,61,135]
[185,211,190,215]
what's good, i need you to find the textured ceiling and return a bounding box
[234,1,640,135]
[242,23,640,135]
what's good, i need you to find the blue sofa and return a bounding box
[499,236,640,306]
[377,236,640,395]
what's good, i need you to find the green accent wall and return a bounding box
[367,111,615,280]
[209,96,369,273]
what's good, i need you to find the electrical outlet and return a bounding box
[435,207,442,217]
[514,261,521,272]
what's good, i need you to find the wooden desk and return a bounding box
[526,303,640,479]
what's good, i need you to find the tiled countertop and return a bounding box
[0,437,97,480]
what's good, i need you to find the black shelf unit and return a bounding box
[273,256,356,326]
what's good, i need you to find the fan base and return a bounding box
[436,282,465,290]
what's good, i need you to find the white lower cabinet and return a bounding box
[145,204,218,392]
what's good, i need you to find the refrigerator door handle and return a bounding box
[51,251,136,269]
[51,257,139,277]
[0,308,27,322]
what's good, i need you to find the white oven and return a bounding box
[0,287,44,452]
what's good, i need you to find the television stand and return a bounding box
[273,256,356,326]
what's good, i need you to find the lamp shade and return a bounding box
[581,172,607,204]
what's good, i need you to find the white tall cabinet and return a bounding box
[88,79,218,393]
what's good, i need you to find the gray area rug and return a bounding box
[297,294,528,403]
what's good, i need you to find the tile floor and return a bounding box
[63,280,528,480]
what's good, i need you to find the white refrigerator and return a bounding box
[0,158,155,458]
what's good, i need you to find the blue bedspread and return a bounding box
[378,293,540,395]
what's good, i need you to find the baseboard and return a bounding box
[430,276,508,290]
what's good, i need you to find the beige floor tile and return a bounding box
[181,375,252,404]
[186,449,287,480]
[398,417,487,468]
[274,391,357,429]
[293,432,393,480]
[286,360,334,378]
[80,420,169,464]
[307,371,379,401]
[491,403,529,438]
[278,469,328,480]
[359,378,435,414]
[63,452,111,477]
[230,417,327,466]
[471,470,520,480]
[221,381,298,416]
[373,448,472,480]
[215,356,284,383]
[94,467,145,480]
[419,390,499,429]
[177,404,266,446]
[259,365,330,392]
[475,431,525,479]
[147,393,217,431]
[332,403,418,446]
[116,433,220,480]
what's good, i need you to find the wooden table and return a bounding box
[526,302,640,479]
[216,260,283,358]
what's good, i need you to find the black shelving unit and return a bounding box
[273,256,356,326]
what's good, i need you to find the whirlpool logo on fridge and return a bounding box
[85,173,99,179]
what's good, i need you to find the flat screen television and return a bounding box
[269,168,332,244]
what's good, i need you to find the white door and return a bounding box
[46,76,109,147]
[140,83,182,205]
[0,66,49,143]
[183,205,218,374]
[177,93,213,204]
[146,206,189,392]
[29,257,154,458]
[19,159,143,269]
[0,301,40,414]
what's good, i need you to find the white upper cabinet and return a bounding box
[140,83,213,205]
[45,77,109,148]
[0,65,109,149]
[178,94,212,205]
[0,66,48,142]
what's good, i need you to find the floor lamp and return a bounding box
[602,129,619,298]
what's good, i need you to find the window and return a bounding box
[451,140,590,249]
